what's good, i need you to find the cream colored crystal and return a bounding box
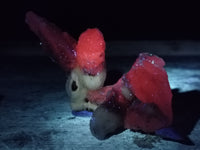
[66,67,106,111]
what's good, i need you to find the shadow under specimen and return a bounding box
[169,89,200,145]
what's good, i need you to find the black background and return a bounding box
[1,1,200,42]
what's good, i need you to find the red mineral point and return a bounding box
[76,28,106,75]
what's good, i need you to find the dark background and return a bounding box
[1,1,200,42]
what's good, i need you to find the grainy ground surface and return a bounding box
[0,42,200,150]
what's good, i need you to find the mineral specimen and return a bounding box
[26,11,173,140]
[26,11,106,111]
[89,53,173,139]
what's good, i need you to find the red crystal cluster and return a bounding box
[124,53,172,132]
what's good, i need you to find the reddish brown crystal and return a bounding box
[25,11,77,71]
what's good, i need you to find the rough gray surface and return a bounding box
[0,43,200,149]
